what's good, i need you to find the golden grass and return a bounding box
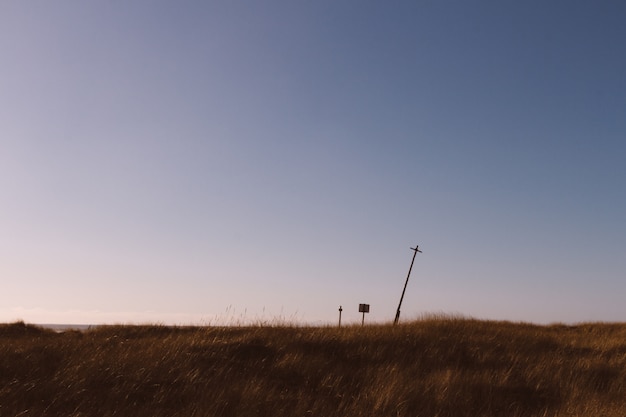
[1,317,625,416]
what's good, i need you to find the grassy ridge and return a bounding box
[1,318,625,416]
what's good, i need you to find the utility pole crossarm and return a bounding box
[393,245,422,325]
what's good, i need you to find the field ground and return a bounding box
[1,317,625,416]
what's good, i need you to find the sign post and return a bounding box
[359,303,370,326]
[338,305,343,328]
[394,245,422,325]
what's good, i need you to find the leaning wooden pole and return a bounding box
[394,245,422,325]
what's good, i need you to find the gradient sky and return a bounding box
[2,1,625,325]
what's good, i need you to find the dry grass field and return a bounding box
[1,317,625,416]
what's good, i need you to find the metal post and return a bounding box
[394,245,422,325]
[338,305,343,328]
[362,311,365,326]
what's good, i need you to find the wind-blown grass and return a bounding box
[1,317,625,416]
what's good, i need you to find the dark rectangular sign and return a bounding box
[359,304,370,313]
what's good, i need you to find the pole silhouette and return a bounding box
[394,245,422,325]
[338,306,343,328]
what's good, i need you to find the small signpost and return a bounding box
[338,305,343,328]
[359,303,370,326]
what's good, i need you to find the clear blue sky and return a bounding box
[2,1,625,325]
